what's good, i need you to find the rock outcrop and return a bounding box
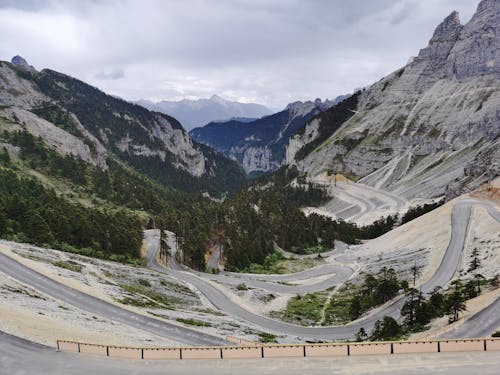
[286,0,500,199]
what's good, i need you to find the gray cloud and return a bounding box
[0,0,479,109]
[94,68,125,80]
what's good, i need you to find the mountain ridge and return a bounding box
[136,95,272,130]
[190,96,348,175]
[285,0,500,199]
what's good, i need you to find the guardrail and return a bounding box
[57,338,500,360]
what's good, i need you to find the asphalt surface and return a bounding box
[144,198,500,340]
[0,253,226,346]
[2,330,500,375]
[443,297,500,338]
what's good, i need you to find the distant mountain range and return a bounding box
[189,96,348,175]
[136,95,272,130]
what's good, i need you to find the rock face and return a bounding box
[11,55,33,70]
[0,59,246,194]
[286,0,500,199]
[190,97,346,175]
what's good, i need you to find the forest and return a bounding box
[0,128,423,271]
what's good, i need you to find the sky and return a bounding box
[0,0,478,110]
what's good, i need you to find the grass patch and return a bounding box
[273,292,329,326]
[119,283,181,308]
[194,308,226,316]
[236,283,248,291]
[176,318,212,327]
[116,296,156,307]
[258,332,278,343]
[52,260,82,273]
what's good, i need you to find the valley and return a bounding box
[0,0,499,372]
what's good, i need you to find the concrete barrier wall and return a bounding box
[222,346,262,359]
[181,347,221,360]
[485,339,500,351]
[305,344,348,357]
[79,343,108,356]
[440,339,484,352]
[350,343,392,356]
[143,348,181,360]
[263,345,304,358]
[58,341,79,353]
[57,338,500,360]
[108,346,142,359]
[393,341,437,354]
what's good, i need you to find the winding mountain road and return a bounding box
[145,197,500,340]
[0,253,227,346]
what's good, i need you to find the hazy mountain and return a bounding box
[190,96,347,175]
[136,95,272,130]
[286,0,500,199]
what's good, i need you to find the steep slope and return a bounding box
[286,0,500,199]
[0,59,245,195]
[190,97,346,175]
[137,95,272,130]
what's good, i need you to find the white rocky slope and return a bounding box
[287,0,500,199]
[0,59,217,178]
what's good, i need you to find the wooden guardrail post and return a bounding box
[303,345,306,357]
[106,346,109,357]
[390,343,394,354]
[484,339,487,351]
[437,341,441,352]
[347,344,350,356]
[261,346,264,358]
[179,348,183,360]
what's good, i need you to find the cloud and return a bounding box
[94,68,125,80]
[0,0,479,109]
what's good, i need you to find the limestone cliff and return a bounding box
[287,0,500,199]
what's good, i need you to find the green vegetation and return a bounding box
[492,331,500,338]
[176,318,212,327]
[257,332,278,343]
[52,260,82,273]
[294,92,360,160]
[275,292,329,326]
[353,276,494,342]
[401,200,445,224]
[119,283,180,308]
[236,283,249,291]
[348,268,407,321]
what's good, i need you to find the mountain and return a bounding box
[0,57,246,195]
[190,96,347,175]
[286,0,500,199]
[136,95,272,130]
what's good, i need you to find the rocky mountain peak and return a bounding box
[477,0,498,15]
[11,55,29,67]
[446,0,499,79]
[416,11,462,63]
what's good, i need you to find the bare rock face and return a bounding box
[287,0,500,199]
[11,55,34,70]
[447,0,500,79]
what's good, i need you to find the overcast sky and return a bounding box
[0,0,478,110]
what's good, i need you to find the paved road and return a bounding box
[2,330,500,375]
[145,198,500,340]
[443,297,500,339]
[317,182,408,223]
[0,253,226,346]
